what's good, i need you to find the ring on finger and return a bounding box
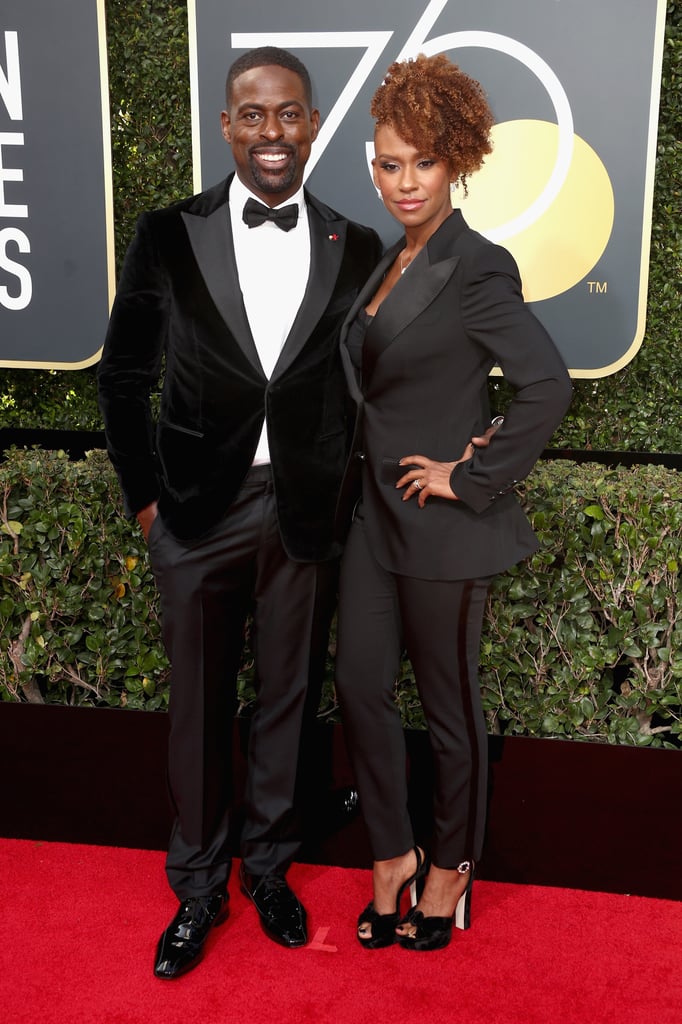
[414,479,423,490]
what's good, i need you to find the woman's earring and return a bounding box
[450,181,458,194]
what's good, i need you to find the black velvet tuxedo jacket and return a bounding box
[98,175,382,559]
[339,210,572,581]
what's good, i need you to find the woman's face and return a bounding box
[372,123,453,232]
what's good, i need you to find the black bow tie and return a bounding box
[242,197,299,232]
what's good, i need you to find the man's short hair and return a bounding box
[226,47,313,108]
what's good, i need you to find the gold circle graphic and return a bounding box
[461,119,614,302]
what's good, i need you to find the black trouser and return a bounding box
[335,516,490,868]
[149,466,327,896]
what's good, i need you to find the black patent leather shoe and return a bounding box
[154,893,229,979]
[239,865,307,947]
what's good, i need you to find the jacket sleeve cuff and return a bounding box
[450,461,518,514]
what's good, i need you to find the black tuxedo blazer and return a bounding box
[339,210,572,581]
[98,175,381,559]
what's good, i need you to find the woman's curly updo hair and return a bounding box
[370,53,494,193]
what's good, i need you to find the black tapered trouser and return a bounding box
[335,515,490,868]
[148,466,328,897]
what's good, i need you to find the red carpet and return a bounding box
[2,839,681,1024]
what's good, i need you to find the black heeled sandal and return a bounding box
[357,846,429,949]
[398,860,474,952]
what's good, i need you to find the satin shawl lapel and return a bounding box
[363,243,460,386]
[270,202,346,381]
[181,205,264,374]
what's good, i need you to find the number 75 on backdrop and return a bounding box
[188,0,666,377]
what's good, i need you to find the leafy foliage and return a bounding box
[106,0,193,264]
[480,461,682,748]
[1,449,169,709]
[2,450,680,747]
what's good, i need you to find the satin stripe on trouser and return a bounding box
[148,466,324,896]
[335,515,490,867]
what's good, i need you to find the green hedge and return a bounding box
[2,449,680,747]
[485,461,682,746]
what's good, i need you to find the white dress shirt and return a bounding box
[229,175,311,464]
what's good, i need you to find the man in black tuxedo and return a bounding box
[98,47,381,978]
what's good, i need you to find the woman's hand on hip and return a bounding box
[397,420,502,507]
[397,443,474,508]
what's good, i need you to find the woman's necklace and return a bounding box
[400,251,413,275]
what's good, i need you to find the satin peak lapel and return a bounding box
[342,242,401,330]
[363,246,460,385]
[270,207,347,380]
[181,206,264,374]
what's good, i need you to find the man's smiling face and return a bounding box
[221,64,320,206]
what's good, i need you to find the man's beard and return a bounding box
[248,152,299,196]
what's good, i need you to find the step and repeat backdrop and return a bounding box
[0,0,667,374]
[0,0,114,368]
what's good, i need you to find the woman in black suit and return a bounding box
[335,54,572,951]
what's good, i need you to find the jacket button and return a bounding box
[355,451,366,461]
